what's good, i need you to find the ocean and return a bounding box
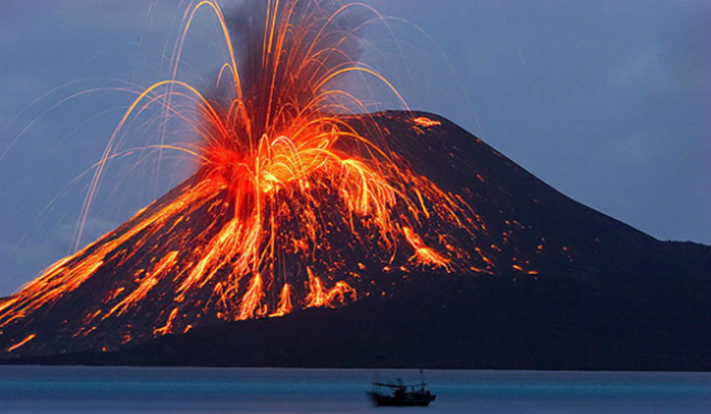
[0,366,708,413]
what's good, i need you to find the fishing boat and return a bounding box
[367,378,436,407]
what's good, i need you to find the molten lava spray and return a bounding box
[0,0,532,356]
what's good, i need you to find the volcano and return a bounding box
[1,0,710,369]
[1,111,710,369]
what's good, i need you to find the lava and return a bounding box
[413,116,441,128]
[0,0,528,356]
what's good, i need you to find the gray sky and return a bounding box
[1,0,709,295]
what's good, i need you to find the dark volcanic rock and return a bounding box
[1,111,709,370]
[11,273,711,371]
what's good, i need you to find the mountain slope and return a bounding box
[1,111,709,369]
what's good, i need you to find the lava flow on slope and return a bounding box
[0,0,543,358]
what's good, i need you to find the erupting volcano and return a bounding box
[0,0,532,357]
[1,1,709,369]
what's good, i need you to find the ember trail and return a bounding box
[0,0,534,356]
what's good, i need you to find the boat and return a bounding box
[367,378,436,407]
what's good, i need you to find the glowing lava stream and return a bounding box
[0,0,492,348]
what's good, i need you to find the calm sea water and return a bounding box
[0,366,708,413]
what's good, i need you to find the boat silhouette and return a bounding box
[367,378,436,407]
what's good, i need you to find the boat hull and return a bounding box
[367,391,436,407]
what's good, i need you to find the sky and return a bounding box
[0,0,709,296]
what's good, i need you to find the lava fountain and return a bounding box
[0,0,515,356]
